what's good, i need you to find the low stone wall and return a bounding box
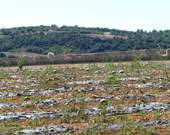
[0,49,169,66]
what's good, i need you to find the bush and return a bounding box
[17,59,25,70]
[131,56,143,69]
[0,53,6,58]
[106,74,120,84]
[7,55,16,58]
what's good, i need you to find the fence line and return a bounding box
[0,49,169,66]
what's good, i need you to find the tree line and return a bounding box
[0,25,170,55]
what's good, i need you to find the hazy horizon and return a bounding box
[0,0,170,31]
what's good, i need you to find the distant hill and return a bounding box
[0,25,170,55]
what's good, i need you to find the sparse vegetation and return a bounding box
[0,61,169,134]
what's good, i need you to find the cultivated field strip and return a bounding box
[0,62,169,134]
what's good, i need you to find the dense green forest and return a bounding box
[0,25,170,55]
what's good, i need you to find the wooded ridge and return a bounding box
[0,25,170,55]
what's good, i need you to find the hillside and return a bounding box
[0,25,170,55]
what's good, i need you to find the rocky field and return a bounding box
[0,60,170,135]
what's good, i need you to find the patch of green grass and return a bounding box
[120,119,135,135]
[106,74,120,84]
[139,127,156,135]
[0,69,9,79]
[31,118,41,128]
[0,121,21,134]
[77,106,88,122]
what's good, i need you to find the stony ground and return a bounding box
[0,61,170,135]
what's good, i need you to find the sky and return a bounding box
[0,0,170,31]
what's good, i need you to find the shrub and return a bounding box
[131,55,143,69]
[106,74,120,84]
[7,55,16,58]
[17,58,25,70]
[0,53,6,58]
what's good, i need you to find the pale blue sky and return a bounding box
[0,0,169,31]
